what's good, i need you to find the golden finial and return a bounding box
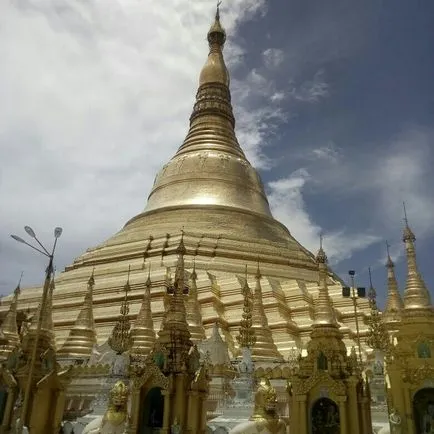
[383,241,404,324]
[255,257,261,280]
[58,269,97,359]
[108,267,132,354]
[402,201,416,242]
[236,267,256,349]
[0,274,23,354]
[366,267,389,352]
[130,263,155,357]
[251,260,282,360]
[315,233,327,264]
[313,237,337,326]
[385,240,394,268]
[400,205,431,310]
[145,262,152,288]
[186,256,205,342]
[174,231,187,295]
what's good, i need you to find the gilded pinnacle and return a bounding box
[313,241,337,327]
[0,279,22,355]
[401,213,432,311]
[186,261,206,342]
[158,241,192,372]
[236,272,256,349]
[251,264,282,360]
[108,268,132,354]
[383,241,403,324]
[130,264,155,357]
[58,269,97,359]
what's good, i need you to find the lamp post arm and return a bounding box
[18,255,54,433]
[17,240,49,257]
[32,235,50,256]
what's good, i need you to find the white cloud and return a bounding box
[262,48,285,69]
[267,170,380,264]
[289,69,329,103]
[310,142,342,163]
[0,0,285,294]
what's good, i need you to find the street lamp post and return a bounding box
[11,226,62,434]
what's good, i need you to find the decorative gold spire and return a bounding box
[0,275,22,356]
[401,203,432,311]
[24,274,55,353]
[313,236,337,327]
[58,269,97,360]
[366,268,389,352]
[383,241,403,324]
[236,266,256,349]
[186,258,206,342]
[199,2,229,88]
[130,264,155,357]
[108,267,132,355]
[158,234,192,372]
[143,8,274,219]
[250,262,282,360]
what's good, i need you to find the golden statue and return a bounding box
[82,381,129,434]
[229,377,286,434]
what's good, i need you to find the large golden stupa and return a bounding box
[4,10,370,361]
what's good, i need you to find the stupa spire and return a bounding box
[313,235,337,327]
[401,203,432,311]
[236,266,256,349]
[108,267,132,355]
[130,263,155,357]
[58,269,97,360]
[142,8,274,219]
[186,258,206,342]
[158,235,192,372]
[250,261,282,360]
[366,268,389,352]
[0,275,23,356]
[383,241,403,324]
[24,274,55,353]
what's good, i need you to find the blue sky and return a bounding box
[0,0,433,308]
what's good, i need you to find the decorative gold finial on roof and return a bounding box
[130,263,155,357]
[186,256,205,342]
[366,268,389,352]
[401,204,432,311]
[236,266,256,349]
[383,241,403,324]
[158,235,192,372]
[251,261,282,360]
[58,269,97,360]
[313,236,337,326]
[108,267,132,354]
[207,1,226,48]
[0,274,23,355]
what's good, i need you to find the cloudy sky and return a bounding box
[1,0,433,307]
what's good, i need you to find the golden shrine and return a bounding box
[0,6,432,434]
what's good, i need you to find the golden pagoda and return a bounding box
[1,6,372,366]
[386,212,434,434]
